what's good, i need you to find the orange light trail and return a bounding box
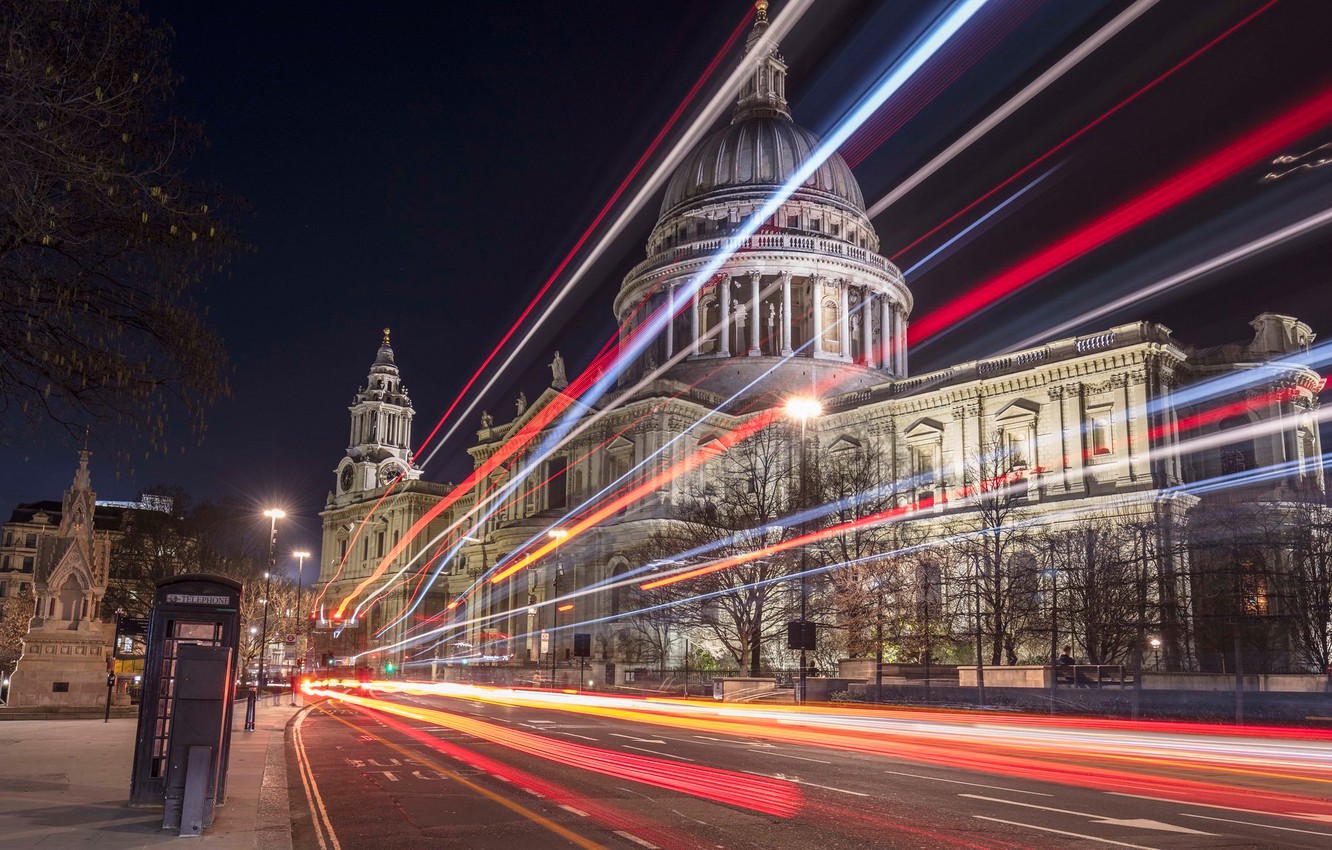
[335,339,622,617]
[309,686,803,817]
[490,406,784,584]
[348,682,1332,822]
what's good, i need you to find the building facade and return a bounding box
[319,6,1326,679]
[315,330,455,672]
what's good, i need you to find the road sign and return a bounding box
[284,634,296,644]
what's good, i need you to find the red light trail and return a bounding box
[889,0,1278,262]
[406,10,753,467]
[310,686,803,818]
[909,79,1332,345]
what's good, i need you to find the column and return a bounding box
[748,271,762,355]
[838,280,850,360]
[780,272,793,355]
[811,276,824,356]
[881,298,893,371]
[665,284,675,358]
[863,291,877,368]
[718,275,732,357]
[691,289,700,356]
[898,313,908,374]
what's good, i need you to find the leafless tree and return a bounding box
[946,432,1039,666]
[637,424,801,676]
[1,0,244,450]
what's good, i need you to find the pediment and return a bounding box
[827,435,862,453]
[903,417,945,439]
[607,435,634,454]
[994,398,1041,420]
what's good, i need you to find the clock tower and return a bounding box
[333,328,421,500]
[316,329,452,677]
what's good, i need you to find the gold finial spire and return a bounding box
[382,327,391,345]
[755,0,768,24]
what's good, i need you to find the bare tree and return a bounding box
[1039,521,1141,665]
[947,432,1039,666]
[1287,494,1332,672]
[639,424,799,676]
[1,0,244,449]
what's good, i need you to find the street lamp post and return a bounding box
[1046,539,1058,715]
[785,396,821,706]
[259,509,284,705]
[291,550,310,706]
[547,529,568,689]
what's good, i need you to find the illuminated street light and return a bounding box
[784,396,821,705]
[256,508,285,711]
[292,550,311,705]
[547,528,569,687]
[784,396,823,422]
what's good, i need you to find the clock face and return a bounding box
[340,465,355,492]
[379,463,403,486]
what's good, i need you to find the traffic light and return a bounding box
[326,654,335,666]
[385,662,395,674]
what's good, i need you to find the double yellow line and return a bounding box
[293,700,608,850]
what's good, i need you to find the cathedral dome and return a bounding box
[659,117,865,220]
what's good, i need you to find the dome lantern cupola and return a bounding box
[612,1,912,402]
[734,0,790,123]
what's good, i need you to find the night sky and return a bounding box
[5,0,1331,564]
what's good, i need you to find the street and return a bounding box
[290,683,1332,850]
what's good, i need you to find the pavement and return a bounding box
[0,693,301,849]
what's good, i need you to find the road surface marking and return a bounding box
[560,805,590,817]
[746,749,831,764]
[795,780,869,797]
[293,707,343,850]
[1180,813,1332,837]
[878,768,1052,796]
[974,816,1166,850]
[750,772,869,798]
[623,745,694,761]
[960,794,1210,835]
[1110,792,1332,823]
[553,731,600,741]
[313,704,610,850]
[610,733,667,744]
[613,830,660,849]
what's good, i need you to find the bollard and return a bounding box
[244,686,257,732]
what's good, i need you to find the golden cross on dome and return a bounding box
[382,327,391,345]
[755,0,768,24]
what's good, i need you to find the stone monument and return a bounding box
[6,449,113,708]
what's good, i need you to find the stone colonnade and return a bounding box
[635,270,907,374]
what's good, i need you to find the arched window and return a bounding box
[822,298,840,353]
[1218,415,1256,475]
[610,564,629,618]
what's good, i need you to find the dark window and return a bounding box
[22,556,34,572]
[376,532,385,559]
[52,682,70,693]
[24,533,37,548]
[547,457,569,511]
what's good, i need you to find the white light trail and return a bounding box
[1005,205,1332,351]
[866,0,1159,217]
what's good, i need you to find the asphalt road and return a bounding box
[290,685,1332,850]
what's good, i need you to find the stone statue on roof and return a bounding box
[550,351,568,389]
